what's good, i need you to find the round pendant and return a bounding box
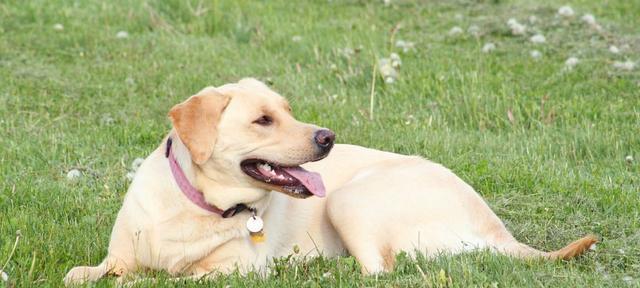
[246,215,264,233]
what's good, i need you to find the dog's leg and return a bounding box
[326,186,391,275]
[64,254,131,286]
[64,209,137,286]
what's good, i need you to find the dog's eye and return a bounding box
[253,115,273,126]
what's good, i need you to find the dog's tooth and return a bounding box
[258,163,273,172]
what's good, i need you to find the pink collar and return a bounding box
[165,138,247,218]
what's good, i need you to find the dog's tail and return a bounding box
[496,235,598,260]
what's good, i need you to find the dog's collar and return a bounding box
[165,138,248,218]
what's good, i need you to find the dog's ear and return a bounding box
[168,89,230,165]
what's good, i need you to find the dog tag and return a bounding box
[246,215,264,233]
[250,231,265,243]
[246,209,265,243]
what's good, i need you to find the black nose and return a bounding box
[314,129,335,149]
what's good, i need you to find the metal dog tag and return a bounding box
[246,215,264,233]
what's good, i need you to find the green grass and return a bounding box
[1,0,639,286]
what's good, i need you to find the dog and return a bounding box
[64,78,596,285]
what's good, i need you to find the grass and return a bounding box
[1,0,639,286]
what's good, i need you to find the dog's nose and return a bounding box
[314,129,335,148]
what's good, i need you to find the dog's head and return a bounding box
[168,78,334,199]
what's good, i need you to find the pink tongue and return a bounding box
[282,166,326,197]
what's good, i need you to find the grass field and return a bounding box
[1,0,639,286]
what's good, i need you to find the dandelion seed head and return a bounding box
[116,31,129,39]
[609,45,620,54]
[507,19,526,36]
[395,40,415,53]
[448,26,463,36]
[53,23,64,31]
[67,169,82,180]
[291,35,302,42]
[558,5,575,17]
[482,43,496,53]
[467,25,480,37]
[613,60,635,71]
[339,47,355,59]
[378,58,398,83]
[581,14,596,25]
[530,50,542,59]
[530,34,546,44]
[390,53,401,68]
[626,155,634,163]
[565,57,579,69]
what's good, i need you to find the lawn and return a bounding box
[1,0,639,286]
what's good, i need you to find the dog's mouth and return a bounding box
[240,159,326,199]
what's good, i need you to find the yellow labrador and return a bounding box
[64,78,596,285]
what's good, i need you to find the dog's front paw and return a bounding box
[64,266,106,286]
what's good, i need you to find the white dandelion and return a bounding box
[530,50,542,59]
[100,114,115,126]
[67,169,82,180]
[613,61,636,71]
[0,270,7,282]
[609,45,620,54]
[581,14,596,25]
[530,34,546,44]
[558,5,575,17]
[53,23,64,31]
[467,25,480,37]
[626,155,633,163]
[448,26,463,36]
[482,43,496,53]
[339,47,355,59]
[116,31,129,39]
[291,35,302,42]
[395,40,415,53]
[378,58,398,84]
[390,53,401,68]
[622,276,633,283]
[507,19,526,36]
[511,23,526,35]
[565,57,579,69]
